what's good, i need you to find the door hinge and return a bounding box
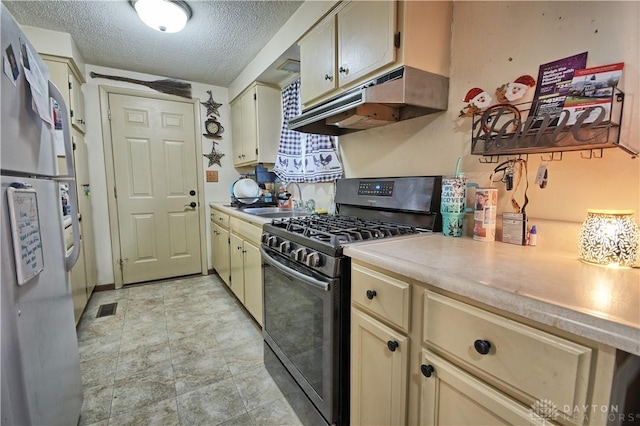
[253,93,257,101]
[255,148,258,155]
[108,109,112,120]
[68,81,72,90]
[114,186,117,198]
[70,109,74,118]
[394,32,401,48]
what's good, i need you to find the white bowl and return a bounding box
[233,179,260,203]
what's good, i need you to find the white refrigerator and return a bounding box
[1,4,84,425]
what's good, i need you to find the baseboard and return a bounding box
[94,283,116,292]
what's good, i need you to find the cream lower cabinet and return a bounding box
[419,349,547,425]
[229,217,263,326]
[350,261,616,426]
[351,309,408,426]
[211,221,230,286]
[351,263,411,425]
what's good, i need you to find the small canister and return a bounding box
[472,188,498,242]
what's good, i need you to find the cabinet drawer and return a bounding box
[210,210,229,228]
[230,218,262,245]
[423,291,591,414]
[352,264,410,332]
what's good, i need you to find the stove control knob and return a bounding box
[291,248,307,262]
[261,233,270,244]
[305,252,321,267]
[279,241,292,254]
[267,236,279,248]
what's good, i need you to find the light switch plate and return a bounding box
[206,171,218,182]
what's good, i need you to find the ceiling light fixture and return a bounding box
[132,0,192,33]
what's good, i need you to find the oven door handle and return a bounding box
[260,247,331,292]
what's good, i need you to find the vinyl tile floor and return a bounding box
[76,274,303,426]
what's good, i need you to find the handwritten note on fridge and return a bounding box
[7,187,44,285]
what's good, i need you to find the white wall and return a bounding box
[339,1,640,252]
[83,65,239,285]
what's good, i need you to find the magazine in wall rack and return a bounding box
[563,62,624,125]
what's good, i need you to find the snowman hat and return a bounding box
[512,75,536,87]
[464,87,485,102]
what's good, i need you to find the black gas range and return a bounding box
[261,176,442,426]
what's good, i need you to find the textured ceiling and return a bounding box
[3,0,304,87]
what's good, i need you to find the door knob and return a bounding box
[324,74,333,81]
[366,290,377,300]
[189,190,196,196]
[387,340,399,352]
[185,202,197,208]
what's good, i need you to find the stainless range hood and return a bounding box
[288,66,449,136]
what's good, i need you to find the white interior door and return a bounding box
[108,93,201,285]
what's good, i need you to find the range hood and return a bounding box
[288,66,449,136]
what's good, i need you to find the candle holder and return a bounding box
[578,209,639,268]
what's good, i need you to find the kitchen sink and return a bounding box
[241,207,312,218]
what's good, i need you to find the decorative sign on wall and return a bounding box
[201,90,225,167]
[7,186,44,285]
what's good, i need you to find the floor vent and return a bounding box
[96,302,118,318]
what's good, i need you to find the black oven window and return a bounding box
[264,262,324,394]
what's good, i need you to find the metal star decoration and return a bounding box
[204,142,224,167]
[201,90,222,117]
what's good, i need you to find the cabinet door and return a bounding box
[229,234,245,302]
[68,71,86,133]
[73,132,96,295]
[211,222,230,286]
[240,87,258,164]
[69,240,87,324]
[351,309,408,426]
[337,0,396,86]
[419,349,550,426]
[242,241,262,326]
[230,99,244,166]
[300,16,337,106]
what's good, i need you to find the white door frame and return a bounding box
[98,85,207,289]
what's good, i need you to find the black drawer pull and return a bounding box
[387,340,399,352]
[420,364,435,377]
[474,339,492,355]
[366,289,377,300]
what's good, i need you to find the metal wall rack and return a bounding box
[470,90,637,163]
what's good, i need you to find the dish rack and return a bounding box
[230,196,278,209]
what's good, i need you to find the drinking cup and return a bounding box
[442,213,465,237]
[440,177,479,215]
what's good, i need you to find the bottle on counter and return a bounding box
[528,225,537,246]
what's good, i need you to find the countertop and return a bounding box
[209,202,272,226]
[344,235,640,355]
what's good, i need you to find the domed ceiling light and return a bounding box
[132,0,192,33]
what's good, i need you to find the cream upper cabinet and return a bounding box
[68,71,86,133]
[230,82,281,167]
[299,16,337,104]
[337,0,396,87]
[299,1,452,109]
[299,1,395,107]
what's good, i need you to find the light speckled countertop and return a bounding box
[344,235,640,355]
[209,202,272,226]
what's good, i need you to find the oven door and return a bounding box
[261,245,340,424]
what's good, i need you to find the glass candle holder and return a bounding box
[578,209,639,268]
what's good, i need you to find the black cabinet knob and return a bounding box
[366,290,377,300]
[387,340,399,352]
[474,339,492,355]
[420,364,435,378]
[189,190,196,196]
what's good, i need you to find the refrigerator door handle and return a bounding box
[50,81,81,271]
